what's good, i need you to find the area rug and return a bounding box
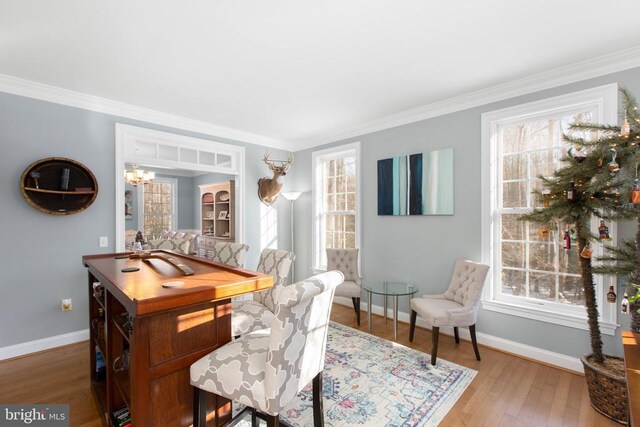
[237,322,476,427]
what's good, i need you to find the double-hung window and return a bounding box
[141,177,177,239]
[481,85,618,334]
[312,142,361,271]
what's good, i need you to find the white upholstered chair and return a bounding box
[197,240,249,268]
[326,248,362,325]
[230,248,295,337]
[409,259,489,365]
[191,270,344,427]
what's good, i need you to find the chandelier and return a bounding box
[124,165,155,187]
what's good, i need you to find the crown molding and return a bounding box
[293,45,640,151]
[0,74,290,150]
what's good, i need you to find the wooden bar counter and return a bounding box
[83,251,272,427]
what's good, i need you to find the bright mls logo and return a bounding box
[0,405,68,426]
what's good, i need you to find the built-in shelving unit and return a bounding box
[200,180,235,242]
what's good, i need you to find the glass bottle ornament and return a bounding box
[598,220,611,240]
[567,181,575,201]
[621,292,629,314]
[608,149,620,173]
[538,225,549,239]
[597,157,604,173]
[580,245,592,259]
[630,178,640,205]
[570,146,586,163]
[563,230,571,250]
[621,115,631,137]
[542,190,551,207]
[607,286,617,303]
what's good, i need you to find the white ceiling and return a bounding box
[2,0,640,150]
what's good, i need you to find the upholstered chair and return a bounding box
[326,248,362,325]
[197,240,249,268]
[191,270,344,427]
[230,248,295,336]
[409,259,490,365]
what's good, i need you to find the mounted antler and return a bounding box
[258,151,294,206]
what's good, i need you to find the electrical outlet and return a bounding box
[61,299,72,312]
[99,236,108,248]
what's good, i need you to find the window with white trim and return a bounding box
[312,142,361,271]
[481,85,618,334]
[142,177,177,239]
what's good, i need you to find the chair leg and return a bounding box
[431,327,440,366]
[352,297,361,326]
[454,326,460,344]
[470,324,481,361]
[312,371,325,427]
[193,387,206,427]
[409,310,417,342]
[265,414,279,427]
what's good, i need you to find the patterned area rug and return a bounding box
[236,322,476,427]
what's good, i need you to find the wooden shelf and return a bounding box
[91,378,108,420]
[112,314,131,344]
[20,157,98,215]
[23,187,96,195]
[114,371,131,408]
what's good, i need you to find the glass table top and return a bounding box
[364,282,417,296]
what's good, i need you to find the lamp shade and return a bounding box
[282,191,302,201]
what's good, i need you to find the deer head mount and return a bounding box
[258,152,293,206]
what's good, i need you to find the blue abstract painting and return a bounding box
[377,148,454,216]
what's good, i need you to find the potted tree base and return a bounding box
[581,354,628,424]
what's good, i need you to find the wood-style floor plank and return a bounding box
[0,303,620,426]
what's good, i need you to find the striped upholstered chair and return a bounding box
[230,248,295,336]
[191,270,344,427]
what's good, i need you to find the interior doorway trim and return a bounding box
[115,123,245,250]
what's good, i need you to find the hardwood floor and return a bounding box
[0,303,618,426]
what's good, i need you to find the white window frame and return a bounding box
[481,84,619,335]
[312,142,362,273]
[137,177,178,236]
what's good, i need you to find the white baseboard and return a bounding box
[333,296,583,373]
[0,329,89,361]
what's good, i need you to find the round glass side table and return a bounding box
[363,282,417,340]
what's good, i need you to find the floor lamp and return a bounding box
[282,191,302,283]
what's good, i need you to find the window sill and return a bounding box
[481,299,618,336]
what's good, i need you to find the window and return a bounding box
[141,178,177,239]
[312,142,361,271]
[481,84,618,334]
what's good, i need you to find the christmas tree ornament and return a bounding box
[621,292,630,314]
[607,286,617,303]
[563,230,571,250]
[567,181,575,201]
[542,190,551,207]
[621,115,631,137]
[580,245,592,259]
[630,178,640,205]
[608,149,620,173]
[597,156,604,173]
[569,146,586,163]
[598,220,611,240]
[538,225,549,239]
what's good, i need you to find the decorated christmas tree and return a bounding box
[520,88,640,423]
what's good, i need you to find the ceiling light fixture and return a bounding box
[124,164,155,187]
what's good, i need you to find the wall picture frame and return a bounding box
[218,210,228,219]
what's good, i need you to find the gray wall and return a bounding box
[290,66,640,360]
[0,92,291,347]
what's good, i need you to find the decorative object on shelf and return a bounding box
[598,220,611,240]
[124,164,155,187]
[282,191,302,283]
[622,292,630,314]
[219,192,230,202]
[607,286,617,303]
[20,157,98,215]
[202,193,214,203]
[218,210,228,219]
[258,151,293,206]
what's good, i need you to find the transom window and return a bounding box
[313,142,361,271]
[481,84,618,334]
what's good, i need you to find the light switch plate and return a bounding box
[99,236,108,247]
